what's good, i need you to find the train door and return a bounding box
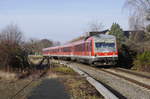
[84,42,87,56]
[91,39,95,56]
[85,41,91,56]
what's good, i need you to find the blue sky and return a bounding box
[0,0,128,42]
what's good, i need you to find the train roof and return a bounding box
[43,42,74,51]
[43,34,116,51]
[93,34,115,39]
[93,34,116,43]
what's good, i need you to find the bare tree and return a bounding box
[53,41,60,46]
[0,24,29,72]
[25,38,54,54]
[128,15,145,30]
[83,20,105,37]
[88,20,104,31]
[0,24,23,45]
[124,0,150,30]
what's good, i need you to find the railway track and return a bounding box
[55,60,150,99]
[101,69,150,90]
[59,60,150,89]
[101,68,150,87]
[113,68,150,79]
[62,60,150,89]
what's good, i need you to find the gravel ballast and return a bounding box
[59,61,150,99]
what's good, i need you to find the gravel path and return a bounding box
[27,78,70,99]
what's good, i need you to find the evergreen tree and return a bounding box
[109,23,125,43]
[145,24,150,40]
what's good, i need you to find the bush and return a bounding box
[133,51,150,72]
[0,24,30,72]
[0,41,29,72]
[117,44,136,68]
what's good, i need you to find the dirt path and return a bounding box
[27,78,70,99]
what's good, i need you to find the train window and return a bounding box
[75,44,82,52]
[62,47,71,52]
[95,42,115,48]
[95,42,116,52]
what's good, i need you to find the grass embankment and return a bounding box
[28,55,43,64]
[50,63,104,99]
[132,51,150,72]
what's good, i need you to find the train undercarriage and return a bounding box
[46,55,118,66]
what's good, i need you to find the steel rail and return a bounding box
[59,60,150,90]
[101,69,150,90]
[113,68,150,79]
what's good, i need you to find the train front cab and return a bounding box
[90,36,118,65]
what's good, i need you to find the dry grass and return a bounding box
[28,56,43,65]
[47,72,58,79]
[0,78,42,99]
[60,75,104,99]
[0,71,17,80]
[0,61,104,99]
[52,66,75,75]
[50,66,104,99]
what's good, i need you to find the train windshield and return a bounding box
[95,42,116,52]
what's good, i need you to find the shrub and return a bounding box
[117,44,135,68]
[133,51,150,72]
[0,24,29,72]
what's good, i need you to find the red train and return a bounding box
[42,34,118,65]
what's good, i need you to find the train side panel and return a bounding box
[42,34,118,65]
